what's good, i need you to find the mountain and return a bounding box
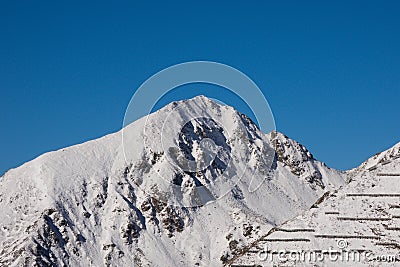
[0,96,346,266]
[231,142,400,266]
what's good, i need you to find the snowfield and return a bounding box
[0,96,396,266]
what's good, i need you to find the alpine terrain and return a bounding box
[229,139,400,266]
[1,96,397,267]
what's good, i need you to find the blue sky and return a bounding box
[1,1,400,174]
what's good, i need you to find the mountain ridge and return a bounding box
[2,95,394,266]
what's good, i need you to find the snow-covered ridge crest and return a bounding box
[0,96,345,266]
[347,141,400,180]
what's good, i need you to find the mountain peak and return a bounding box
[164,95,225,110]
[0,97,346,266]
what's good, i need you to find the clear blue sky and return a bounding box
[1,1,400,175]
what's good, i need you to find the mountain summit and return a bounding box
[0,96,345,266]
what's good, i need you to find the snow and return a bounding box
[232,141,400,266]
[0,96,349,266]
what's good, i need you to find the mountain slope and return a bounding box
[232,141,400,266]
[0,96,345,266]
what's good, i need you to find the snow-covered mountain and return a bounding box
[231,142,400,266]
[0,96,347,266]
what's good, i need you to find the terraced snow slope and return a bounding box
[231,142,400,266]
